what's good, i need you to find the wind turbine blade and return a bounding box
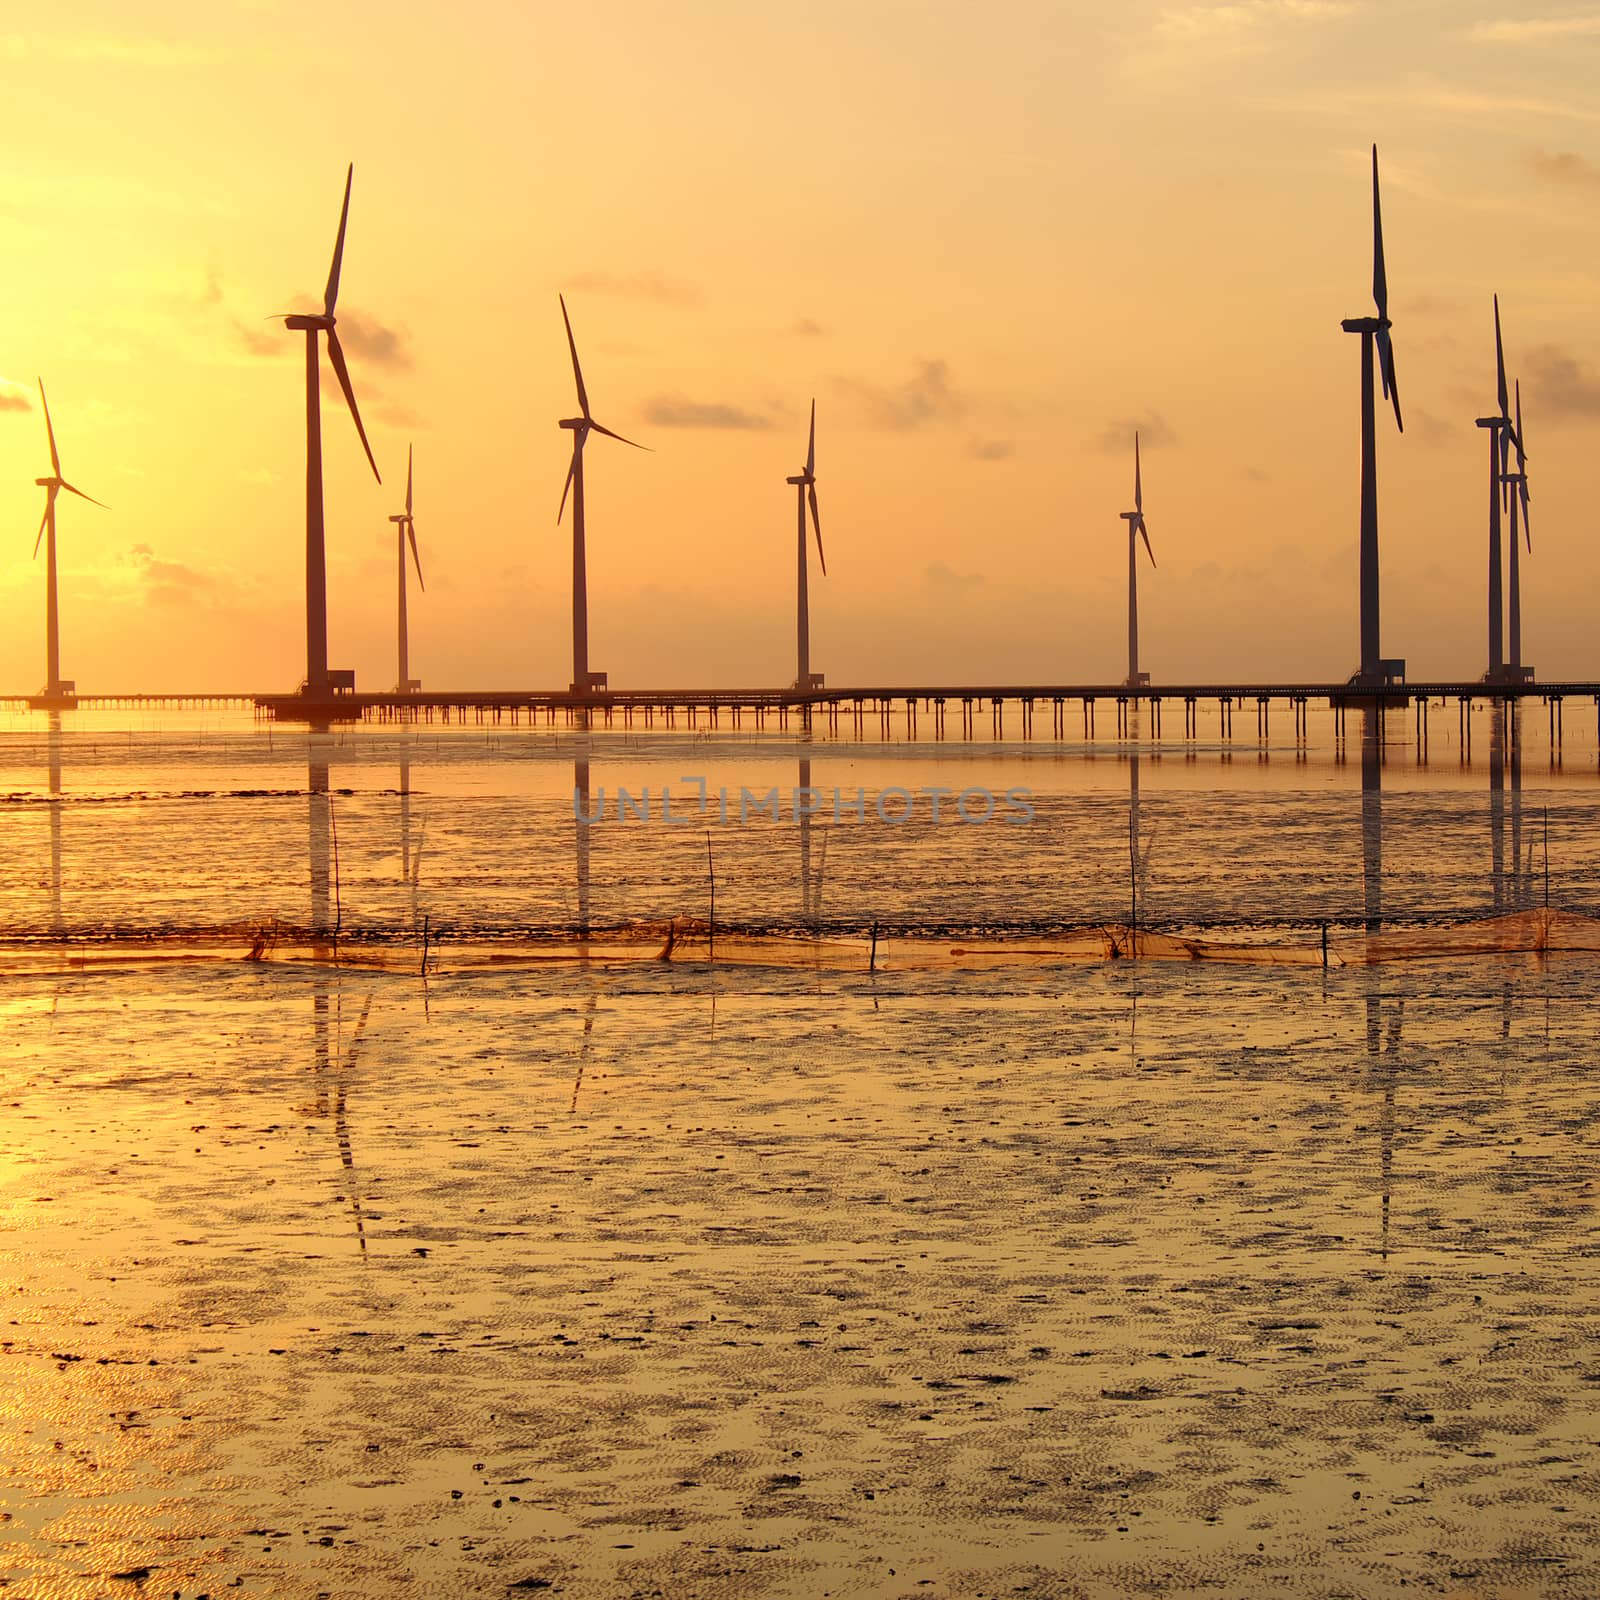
[558,295,591,419]
[33,501,48,559]
[1133,430,1142,513]
[1376,326,1403,432]
[407,523,425,591]
[1493,294,1509,418]
[557,444,578,523]
[59,481,108,509]
[326,328,381,483]
[1371,144,1389,322]
[38,378,61,477]
[589,419,650,451]
[405,442,413,516]
[805,398,816,478]
[1139,518,1155,568]
[808,483,826,576]
[324,163,353,317]
[1515,380,1531,545]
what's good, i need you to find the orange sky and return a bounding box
[3,0,1599,691]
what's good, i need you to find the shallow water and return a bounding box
[3,707,1599,1596]
[4,958,1599,1597]
[1,704,1596,940]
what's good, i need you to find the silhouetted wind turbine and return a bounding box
[1474,295,1521,683]
[389,444,424,691]
[283,164,381,698]
[556,295,647,693]
[1118,432,1155,687]
[786,401,827,690]
[1340,145,1404,685]
[32,380,105,703]
[1505,381,1533,680]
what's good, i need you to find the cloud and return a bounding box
[1410,409,1455,446]
[1095,412,1178,452]
[0,377,33,413]
[566,270,700,306]
[1154,0,1356,42]
[792,317,826,337]
[642,394,775,430]
[231,315,281,358]
[1526,148,1600,186]
[334,309,412,370]
[836,359,965,429]
[127,544,217,606]
[967,438,1013,461]
[924,561,985,594]
[0,33,231,67]
[1470,14,1600,43]
[239,466,279,486]
[1525,344,1600,420]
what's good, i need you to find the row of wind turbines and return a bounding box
[22,147,1541,706]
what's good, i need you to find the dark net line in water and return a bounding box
[4,907,1599,975]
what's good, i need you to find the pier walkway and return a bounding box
[244,680,1598,749]
[6,683,1596,750]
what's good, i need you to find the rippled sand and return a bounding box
[4,956,1598,1597]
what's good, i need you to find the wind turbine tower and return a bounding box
[282,164,381,700]
[1505,381,1533,682]
[1339,145,1405,686]
[389,444,424,692]
[556,296,648,694]
[1119,432,1155,687]
[29,381,106,708]
[786,401,827,690]
[1474,296,1521,684]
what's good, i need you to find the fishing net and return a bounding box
[5,907,1599,976]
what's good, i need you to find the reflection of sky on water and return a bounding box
[6,705,1596,939]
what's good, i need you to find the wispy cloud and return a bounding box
[967,438,1013,462]
[231,315,281,358]
[1410,409,1455,446]
[1525,344,1600,420]
[0,33,232,67]
[1470,14,1600,43]
[239,466,278,486]
[335,310,413,370]
[836,359,965,430]
[924,561,985,594]
[791,317,826,337]
[127,543,219,607]
[0,377,34,414]
[1154,0,1357,43]
[1526,148,1600,186]
[566,270,700,306]
[1096,412,1178,452]
[642,394,776,430]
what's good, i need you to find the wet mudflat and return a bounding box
[3,955,1599,1598]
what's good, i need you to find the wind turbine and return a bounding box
[1474,295,1521,683]
[556,295,647,693]
[389,444,424,691]
[1340,144,1404,686]
[786,401,827,690]
[31,380,105,704]
[1118,432,1155,687]
[1505,381,1533,681]
[282,163,381,699]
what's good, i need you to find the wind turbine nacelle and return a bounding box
[284,313,329,332]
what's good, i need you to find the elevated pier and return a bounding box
[242,680,1600,750]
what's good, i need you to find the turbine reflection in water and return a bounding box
[46,713,63,932]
